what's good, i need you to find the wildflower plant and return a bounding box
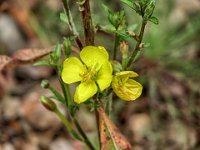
[35,0,158,149]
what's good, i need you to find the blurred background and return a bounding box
[0,0,200,150]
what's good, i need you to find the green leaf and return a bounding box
[121,0,141,15]
[128,24,138,31]
[115,30,130,39]
[102,4,126,29]
[33,60,51,66]
[60,12,68,23]
[63,38,71,57]
[133,2,141,14]
[149,16,159,24]
[50,43,61,65]
[54,43,61,61]
[120,0,133,9]
[144,1,155,19]
[99,24,116,33]
[139,0,148,7]
[49,86,65,104]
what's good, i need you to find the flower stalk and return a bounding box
[126,19,147,68]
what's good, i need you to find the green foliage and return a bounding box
[121,0,158,24]
[60,12,68,23]
[102,4,127,30]
[34,43,61,67]
[63,37,72,57]
[50,43,61,65]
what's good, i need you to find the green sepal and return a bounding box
[33,60,52,67]
[50,43,61,65]
[60,12,68,23]
[63,38,72,58]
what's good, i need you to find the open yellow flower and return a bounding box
[61,46,113,104]
[112,71,143,101]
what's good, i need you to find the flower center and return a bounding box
[80,64,99,82]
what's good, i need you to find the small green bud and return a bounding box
[40,96,57,112]
[63,38,71,57]
[41,80,50,89]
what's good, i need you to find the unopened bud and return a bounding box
[40,96,57,111]
[63,38,71,57]
[139,43,144,49]
[41,80,50,89]
[120,41,128,58]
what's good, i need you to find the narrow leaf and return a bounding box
[49,86,65,104]
[54,43,61,61]
[98,107,132,150]
[33,60,51,66]
[149,16,159,24]
[121,0,134,9]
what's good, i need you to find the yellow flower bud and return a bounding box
[112,71,143,101]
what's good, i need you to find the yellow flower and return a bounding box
[61,46,113,104]
[112,71,143,101]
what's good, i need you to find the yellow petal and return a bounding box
[96,61,113,91]
[74,81,98,104]
[125,79,143,100]
[112,76,142,101]
[80,46,109,67]
[62,57,86,84]
[116,71,138,78]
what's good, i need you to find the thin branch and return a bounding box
[126,20,147,69]
[73,118,96,150]
[61,0,83,49]
[113,33,120,60]
[80,0,95,46]
[128,31,140,42]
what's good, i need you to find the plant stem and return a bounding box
[61,0,83,49]
[54,108,82,140]
[126,19,147,69]
[80,0,95,46]
[56,66,72,107]
[73,118,96,150]
[56,68,94,149]
[105,92,113,116]
[113,33,120,60]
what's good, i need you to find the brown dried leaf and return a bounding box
[0,55,12,71]
[12,48,53,63]
[98,107,132,150]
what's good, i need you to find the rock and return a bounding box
[165,121,197,150]
[28,131,54,149]
[128,113,152,142]
[1,143,15,150]
[0,96,21,118]
[20,142,39,150]
[49,138,75,150]
[0,14,26,54]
